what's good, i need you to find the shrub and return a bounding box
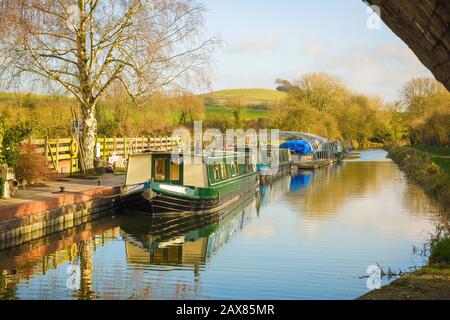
[0,121,33,169]
[203,114,233,132]
[15,143,48,186]
[430,238,450,264]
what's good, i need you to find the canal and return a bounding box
[0,150,444,300]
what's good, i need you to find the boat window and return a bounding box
[234,160,239,175]
[170,161,181,181]
[230,162,237,177]
[155,157,166,180]
[220,163,227,179]
[245,155,250,172]
[213,164,220,182]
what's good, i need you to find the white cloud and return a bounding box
[226,35,280,54]
[298,33,328,57]
[303,41,325,56]
[211,30,434,101]
[295,40,434,101]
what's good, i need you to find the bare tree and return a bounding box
[0,0,218,170]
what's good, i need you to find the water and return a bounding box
[0,150,444,300]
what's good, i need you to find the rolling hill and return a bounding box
[202,88,286,108]
[202,88,287,120]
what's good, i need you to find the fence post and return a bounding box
[70,137,74,175]
[55,138,60,172]
[44,137,49,166]
[124,137,127,159]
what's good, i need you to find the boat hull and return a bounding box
[258,162,292,185]
[122,172,259,214]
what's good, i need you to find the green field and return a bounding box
[1,89,276,124]
[203,88,286,108]
[413,145,450,157]
[411,145,450,175]
[205,104,269,120]
[202,88,284,121]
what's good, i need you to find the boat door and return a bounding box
[152,154,183,185]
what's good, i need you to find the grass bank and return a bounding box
[360,146,450,300]
[359,264,450,300]
[388,146,450,207]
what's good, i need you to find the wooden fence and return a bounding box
[30,136,180,174]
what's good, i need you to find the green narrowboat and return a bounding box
[122,151,259,213]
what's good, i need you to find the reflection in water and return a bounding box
[122,197,259,269]
[260,175,291,207]
[286,160,438,222]
[290,172,313,192]
[77,239,95,300]
[0,150,446,299]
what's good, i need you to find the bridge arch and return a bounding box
[364,0,450,90]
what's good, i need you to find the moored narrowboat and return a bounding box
[256,147,292,177]
[122,151,259,214]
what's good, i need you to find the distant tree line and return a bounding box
[273,73,449,148]
[0,74,448,162]
[401,78,450,147]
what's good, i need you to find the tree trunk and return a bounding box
[78,239,95,300]
[77,1,96,173]
[80,105,97,172]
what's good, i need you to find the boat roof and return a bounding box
[133,150,250,159]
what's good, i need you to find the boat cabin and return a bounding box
[125,151,256,189]
[257,147,291,166]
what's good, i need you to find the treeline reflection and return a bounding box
[286,161,441,221]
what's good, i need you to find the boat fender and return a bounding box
[142,188,156,201]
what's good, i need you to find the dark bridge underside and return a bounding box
[364,0,450,91]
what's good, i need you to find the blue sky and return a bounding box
[201,0,433,101]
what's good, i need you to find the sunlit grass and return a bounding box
[389,147,450,208]
[205,104,269,120]
[413,145,450,156]
[203,88,286,107]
